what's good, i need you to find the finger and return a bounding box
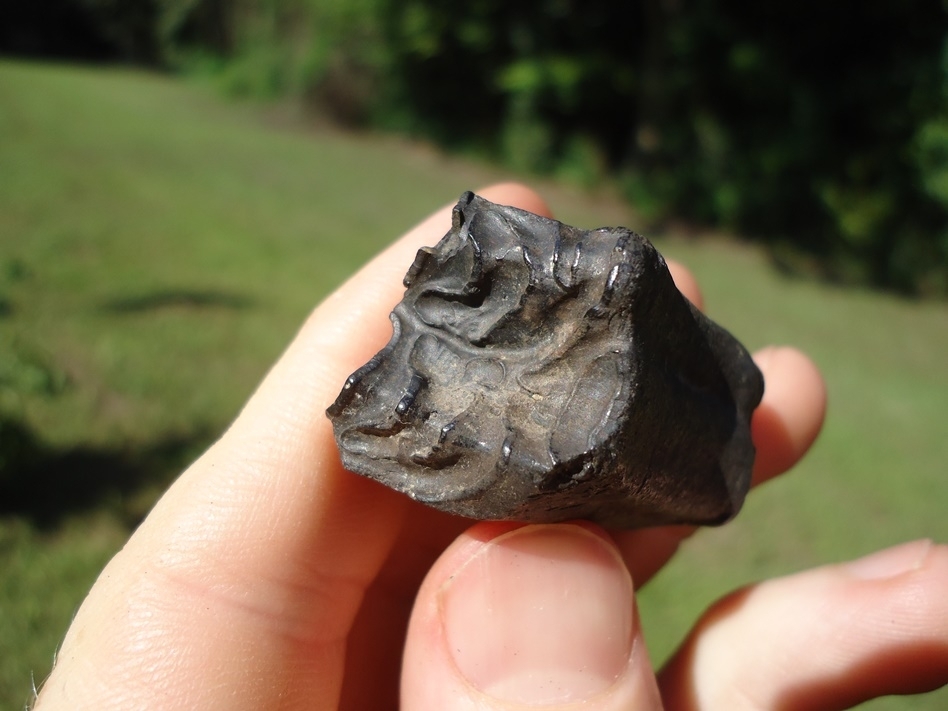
[659,540,948,710]
[402,523,663,711]
[750,345,827,485]
[35,183,550,711]
[666,259,704,310]
[615,346,828,584]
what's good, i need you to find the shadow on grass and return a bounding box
[0,416,213,529]
[100,288,255,313]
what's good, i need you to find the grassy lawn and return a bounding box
[2,60,946,709]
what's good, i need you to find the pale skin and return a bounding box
[34,183,948,710]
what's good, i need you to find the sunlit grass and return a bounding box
[1,60,946,709]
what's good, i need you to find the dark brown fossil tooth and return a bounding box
[327,192,765,529]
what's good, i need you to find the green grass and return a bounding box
[1,60,946,709]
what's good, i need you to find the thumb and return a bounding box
[402,522,662,710]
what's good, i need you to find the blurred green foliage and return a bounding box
[374,0,948,295]
[5,0,947,293]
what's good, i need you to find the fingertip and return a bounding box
[666,259,704,310]
[751,346,828,484]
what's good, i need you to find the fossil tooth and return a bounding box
[327,192,764,528]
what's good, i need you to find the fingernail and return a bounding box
[844,539,933,580]
[440,524,634,704]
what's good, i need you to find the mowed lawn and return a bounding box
[1,61,946,709]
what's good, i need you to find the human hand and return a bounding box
[34,184,948,710]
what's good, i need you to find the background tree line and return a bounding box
[5,0,948,295]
